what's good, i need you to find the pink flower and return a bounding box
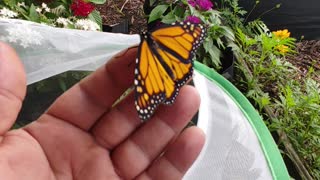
[185,15,201,24]
[187,0,213,11]
[71,0,95,17]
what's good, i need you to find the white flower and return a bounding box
[36,7,42,13]
[75,19,100,31]
[41,3,48,9]
[45,7,50,12]
[56,17,72,27]
[17,2,26,7]
[0,8,18,18]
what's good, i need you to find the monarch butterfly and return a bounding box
[134,21,206,121]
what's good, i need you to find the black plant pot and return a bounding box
[102,19,129,34]
[219,48,235,81]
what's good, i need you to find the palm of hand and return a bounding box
[0,43,204,180]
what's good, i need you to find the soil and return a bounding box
[287,40,320,82]
[96,0,147,34]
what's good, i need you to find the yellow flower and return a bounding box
[273,29,291,39]
[276,45,289,54]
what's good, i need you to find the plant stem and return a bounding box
[257,4,280,20]
[234,52,314,180]
[244,1,259,23]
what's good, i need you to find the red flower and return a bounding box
[71,0,95,17]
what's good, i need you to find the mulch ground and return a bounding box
[287,40,320,82]
[96,0,147,34]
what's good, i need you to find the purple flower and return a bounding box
[185,15,201,24]
[187,0,197,7]
[187,0,213,11]
[198,0,213,11]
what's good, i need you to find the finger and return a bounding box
[139,127,205,180]
[91,92,142,150]
[0,42,26,134]
[44,47,137,130]
[111,86,201,179]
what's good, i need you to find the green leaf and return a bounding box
[45,12,58,19]
[59,0,68,4]
[28,4,40,22]
[88,10,102,29]
[238,10,247,15]
[161,11,176,24]
[284,85,296,107]
[88,0,106,5]
[221,26,235,41]
[67,23,76,29]
[173,4,185,18]
[203,39,221,68]
[58,78,67,92]
[3,0,16,8]
[260,95,271,107]
[15,6,29,19]
[148,4,169,23]
[39,14,50,24]
[50,5,67,16]
[149,0,157,6]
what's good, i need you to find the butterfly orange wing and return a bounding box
[135,22,206,120]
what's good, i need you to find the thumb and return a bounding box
[0,42,26,134]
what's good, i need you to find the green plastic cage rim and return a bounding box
[194,61,290,180]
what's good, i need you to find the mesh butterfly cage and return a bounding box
[0,19,289,180]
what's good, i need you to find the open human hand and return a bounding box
[0,42,205,180]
